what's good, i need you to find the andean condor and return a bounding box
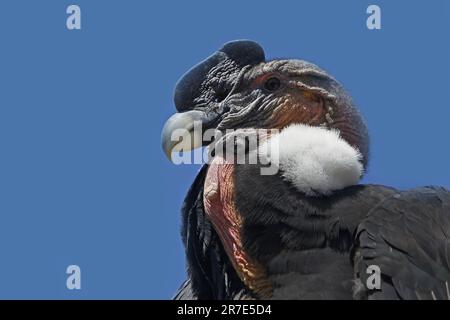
[161,40,450,300]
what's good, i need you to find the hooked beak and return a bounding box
[162,40,266,162]
[161,110,216,161]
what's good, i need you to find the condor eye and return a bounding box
[264,77,281,92]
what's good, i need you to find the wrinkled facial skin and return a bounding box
[176,55,242,121]
[173,40,265,122]
[217,60,331,130]
[216,60,370,168]
[161,41,265,159]
[162,40,369,168]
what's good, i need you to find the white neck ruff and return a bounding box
[259,124,364,196]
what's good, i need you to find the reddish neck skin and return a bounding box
[201,91,355,298]
[203,157,272,298]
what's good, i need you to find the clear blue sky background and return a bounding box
[0,0,449,299]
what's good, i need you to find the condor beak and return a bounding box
[162,40,266,162]
[161,110,213,162]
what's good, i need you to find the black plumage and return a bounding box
[175,165,450,300]
[354,187,450,299]
[164,40,450,300]
[176,166,252,300]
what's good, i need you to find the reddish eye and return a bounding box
[264,77,281,92]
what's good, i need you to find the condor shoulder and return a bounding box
[353,187,450,300]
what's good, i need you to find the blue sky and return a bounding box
[0,0,448,299]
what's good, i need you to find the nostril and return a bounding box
[214,92,228,103]
[213,88,230,103]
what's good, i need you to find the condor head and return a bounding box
[162,40,369,171]
[162,40,370,298]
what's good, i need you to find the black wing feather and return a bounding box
[354,187,450,300]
